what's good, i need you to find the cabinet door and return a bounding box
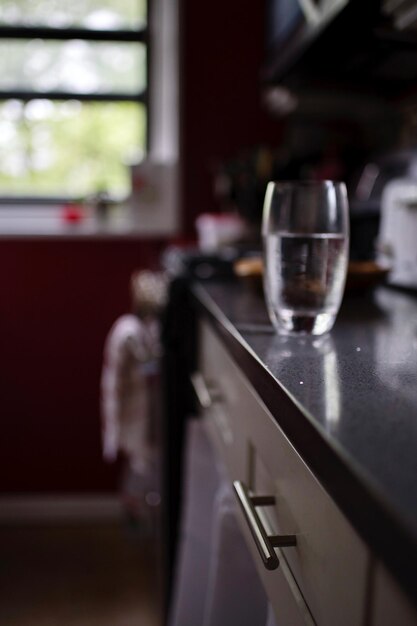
[226,357,370,626]
[370,564,417,626]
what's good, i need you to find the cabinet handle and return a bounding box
[233,480,297,571]
[190,371,220,410]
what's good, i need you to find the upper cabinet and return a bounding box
[262,0,417,98]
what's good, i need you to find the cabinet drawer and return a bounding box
[197,321,247,483]
[238,378,370,626]
[198,320,370,626]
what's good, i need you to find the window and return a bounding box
[0,0,148,199]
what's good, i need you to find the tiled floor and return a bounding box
[0,523,162,626]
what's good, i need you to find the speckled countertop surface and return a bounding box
[193,280,417,601]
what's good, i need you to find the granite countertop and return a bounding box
[192,279,417,604]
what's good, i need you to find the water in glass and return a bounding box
[264,231,348,335]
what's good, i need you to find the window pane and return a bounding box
[0,0,146,30]
[0,40,146,94]
[0,100,145,196]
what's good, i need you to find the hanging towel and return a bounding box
[101,313,160,475]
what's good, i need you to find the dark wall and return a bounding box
[180,0,284,235]
[0,239,165,492]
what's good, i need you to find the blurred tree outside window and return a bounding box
[0,0,148,198]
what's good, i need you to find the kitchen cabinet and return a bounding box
[182,279,417,625]
[197,320,369,625]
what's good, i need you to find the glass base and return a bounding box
[272,310,337,336]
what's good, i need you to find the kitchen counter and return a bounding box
[192,280,417,606]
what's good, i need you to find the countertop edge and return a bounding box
[191,281,417,607]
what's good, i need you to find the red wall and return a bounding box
[181,0,284,235]
[0,238,165,493]
[0,0,282,494]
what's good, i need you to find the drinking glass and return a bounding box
[262,180,349,335]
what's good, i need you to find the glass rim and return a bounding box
[266,179,346,190]
[262,178,350,237]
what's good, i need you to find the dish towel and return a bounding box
[101,313,160,475]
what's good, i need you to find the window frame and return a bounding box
[0,2,150,203]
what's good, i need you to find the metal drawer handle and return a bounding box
[190,371,220,410]
[233,480,297,571]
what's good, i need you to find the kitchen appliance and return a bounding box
[263,0,417,97]
[348,150,417,262]
[378,178,417,289]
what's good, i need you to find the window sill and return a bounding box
[0,198,179,239]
